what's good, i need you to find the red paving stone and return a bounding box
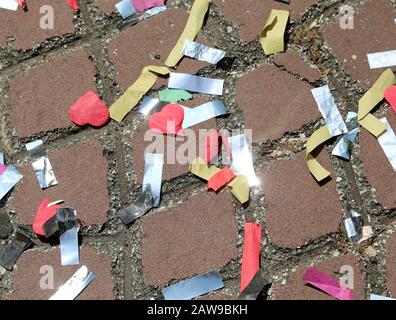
[7,49,97,138]
[96,0,119,14]
[131,98,217,182]
[107,8,212,92]
[262,152,342,248]
[11,140,109,226]
[141,191,238,286]
[272,254,366,300]
[0,0,75,50]
[273,51,322,83]
[236,64,321,143]
[386,232,396,297]
[360,110,396,209]
[8,246,114,300]
[324,0,396,88]
[213,0,319,42]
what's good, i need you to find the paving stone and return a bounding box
[0,0,75,50]
[142,191,238,286]
[273,51,322,83]
[7,49,97,138]
[131,98,217,182]
[96,0,119,15]
[0,212,13,239]
[386,231,396,297]
[8,246,114,300]
[107,8,212,92]
[11,140,109,227]
[272,254,366,300]
[324,0,396,88]
[213,0,319,42]
[262,152,342,248]
[360,110,396,209]
[236,64,320,143]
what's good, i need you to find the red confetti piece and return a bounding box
[207,167,236,192]
[148,103,184,136]
[66,0,79,10]
[16,0,26,9]
[241,222,262,292]
[131,0,164,12]
[33,199,62,237]
[385,85,396,114]
[0,164,7,175]
[69,91,110,127]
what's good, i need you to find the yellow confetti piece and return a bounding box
[109,66,169,123]
[190,157,249,204]
[164,0,210,67]
[306,125,332,182]
[358,68,396,137]
[260,9,289,55]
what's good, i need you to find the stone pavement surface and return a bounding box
[0,0,396,300]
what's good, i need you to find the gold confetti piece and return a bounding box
[358,68,396,137]
[260,9,289,55]
[164,0,210,67]
[190,157,249,204]
[306,125,332,182]
[109,66,169,122]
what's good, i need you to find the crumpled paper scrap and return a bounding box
[260,9,289,55]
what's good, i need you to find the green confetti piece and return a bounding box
[159,89,193,103]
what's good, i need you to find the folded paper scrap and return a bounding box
[49,266,95,300]
[26,140,58,189]
[0,228,32,271]
[57,207,80,266]
[162,270,224,300]
[367,50,396,69]
[238,269,271,301]
[0,164,23,201]
[182,40,226,64]
[168,73,224,96]
[303,267,354,300]
[332,112,360,160]
[260,9,289,55]
[182,100,228,129]
[344,210,363,243]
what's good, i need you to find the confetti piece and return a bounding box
[66,0,79,10]
[241,223,262,292]
[142,153,164,207]
[370,294,396,300]
[109,66,169,122]
[33,199,62,237]
[131,0,164,12]
[238,269,270,300]
[306,125,332,182]
[332,127,360,160]
[165,0,210,67]
[69,91,109,127]
[303,267,353,300]
[0,165,23,201]
[148,103,185,136]
[182,100,228,128]
[182,40,226,64]
[118,185,154,224]
[367,50,396,69]
[260,10,289,55]
[0,0,18,11]
[57,207,79,266]
[169,72,224,96]
[49,266,95,300]
[16,0,26,9]
[344,210,363,243]
[377,117,396,171]
[358,68,396,137]
[384,85,396,113]
[162,270,223,300]
[0,229,32,271]
[116,0,137,19]
[207,167,236,192]
[158,88,192,103]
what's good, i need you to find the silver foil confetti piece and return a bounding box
[344,210,363,243]
[162,270,224,300]
[137,96,167,117]
[370,294,396,300]
[182,40,226,64]
[26,140,58,189]
[182,100,228,128]
[118,184,154,224]
[115,0,137,19]
[168,72,224,96]
[0,0,19,11]
[0,166,23,201]
[228,134,259,186]
[57,207,79,266]
[0,229,32,271]
[0,152,4,165]
[49,266,95,300]
[378,117,396,171]
[345,111,358,129]
[367,50,396,69]
[332,127,360,160]
[311,85,348,137]
[238,269,271,300]
[142,153,164,207]
[142,5,167,19]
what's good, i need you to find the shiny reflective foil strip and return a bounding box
[182,40,226,64]
[162,270,224,300]
[115,0,137,19]
[0,166,23,201]
[344,210,363,243]
[311,85,348,137]
[138,96,167,117]
[142,153,164,207]
[26,140,58,189]
[228,134,259,186]
[182,100,228,128]
[238,269,271,300]
[377,117,396,171]
[49,265,95,300]
[168,72,224,96]
[367,50,396,69]
[57,207,79,266]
